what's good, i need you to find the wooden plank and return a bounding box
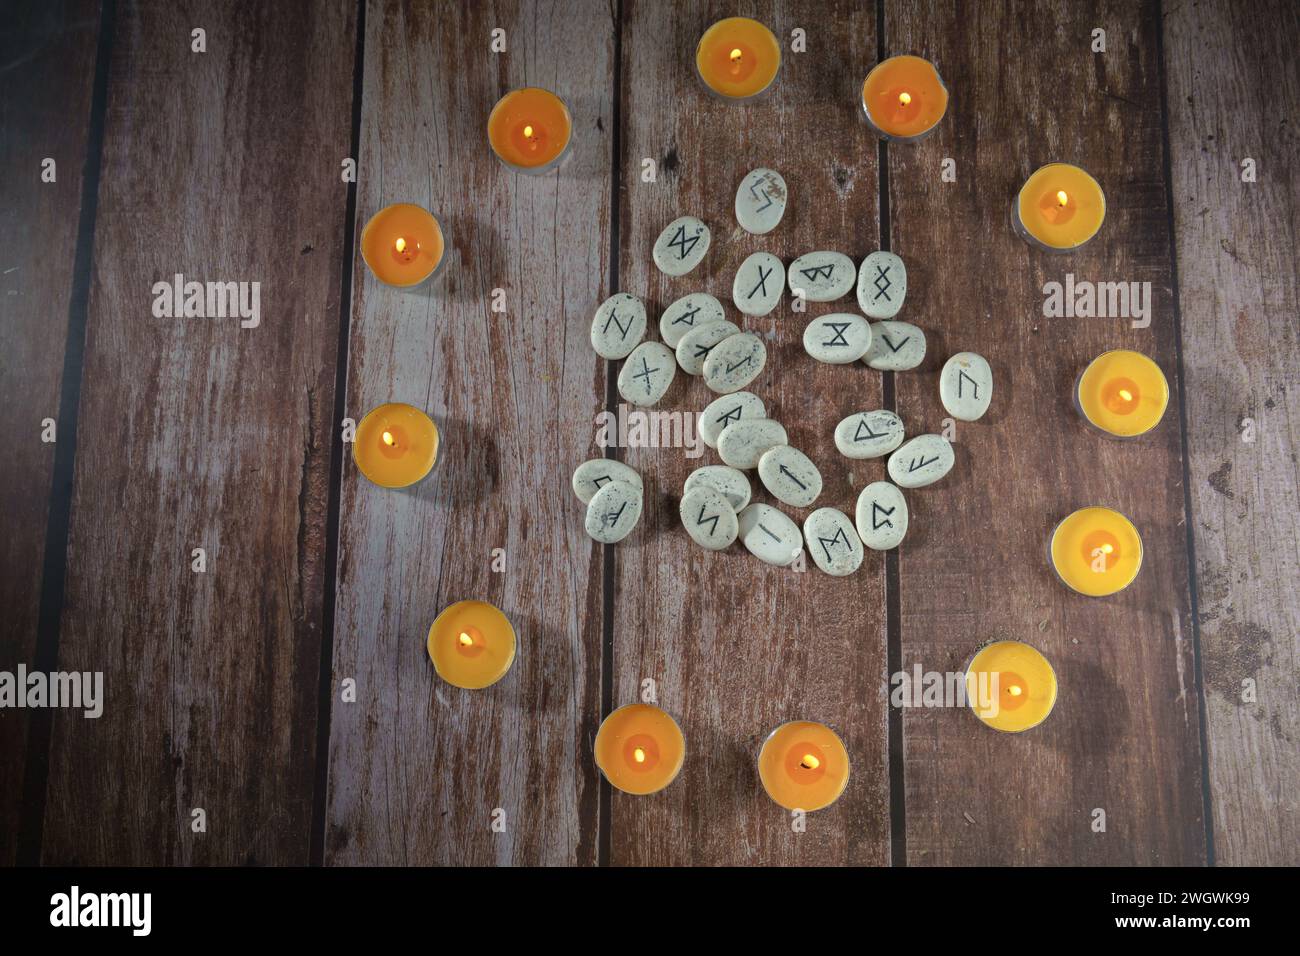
[0,0,101,865]
[324,0,613,866]
[888,0,1206,864]
[612,0,890,865]
[39,0,357,864]
[1164,0,1299,866]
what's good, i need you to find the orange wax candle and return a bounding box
[1050,506,1143,597]
[861,55,949,141]
[594,704,685,795]
[1076,349,1169,438]
[360,203,445,287]
[1013,163,1106,250]
[487,88,572,173]
[758,721,850,812]
[427,600,516,689]
[353,402,439,489]
[695,17,781,101]
[965,641,1058,733]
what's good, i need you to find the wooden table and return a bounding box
[1,0,1295,867]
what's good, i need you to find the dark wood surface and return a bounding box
[2,0,1295,866]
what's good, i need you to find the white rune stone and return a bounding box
[834,410,905,460]
[675,319,739,376]
[854,481,908,551]
[584,479,643,544]
[684,464,752,512]
[803,507,864,576]
[732,251,785,317]
[589,293,647,360]
[679,484,739,551]
[787,251,855,302]
[862,320,926,371]
[737,503,804,567]
[703,332,767,394]
[659,292,726,348]
[802,312,873,364]
[699,391,766,449]
[939,351,993,422]
[757,445,823,508]
[735,167,788,235]
[617,341,676,407]
[571,458,643,504]
[717,418,788,470]
[887,434,955,489]
[856,251,907,318]
[652,215,711,276]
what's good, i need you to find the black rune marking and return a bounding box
[853,417,886,442]
[726,355,753,374]
[603,310,631,339]
[592,474,612,489]
[778,464,807,490]
[633,357,660,392]
[799,264,836,283]
[871,502,895,530]
[668,223,701,261]
[882,333,910,353]
[672,304,702,326]
[818,526,851,562]
[907,454,940,473]
[957,369,980,400]
[695,505,720,536]
[821,322,852,347]
[717,406,744,426]
[746,265,773,300]
[604,502,628,527]
[757,522,782,543]
[749,179,775,213]
[872,265,892,302]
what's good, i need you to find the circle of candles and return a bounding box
[1075,349,1169,438]
[861,55,949,141]
[352,402,439,489]
[965,641,1058,733]
[427,600,517,690]
[758,721,850,812]
[594,703,685,795]
[1012,163,1106,251]
[359,203,445,287]
[695,17,781,101]
[1049,506,1143,597]
[487,88,573,174]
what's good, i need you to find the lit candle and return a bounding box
[861,55,949,141]
[758,721,849,812]
[695,17,781,101]
[594,703,685,795]
[352,402,439,488]
[359,203,445,287]
[487,87,573,174]
[1050,506,1144,597]
[427,600,517,689]
[1012,163,1106,251]
[1075,349,1169,438]
[965,641,1058,733]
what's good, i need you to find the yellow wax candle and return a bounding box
[1076,349,1169,438]
[965,641,1058,733]
[1050,506,1143,597]
[360,203,445,287]
[695,17,781,101]
[427,600,517,690]
[1013,163,1106,250]
[758,721,849,812]
[861,55,949,141]
[487,88,573,173]
[353,403,439,489]
[594,704,685,795]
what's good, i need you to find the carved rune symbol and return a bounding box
[726,356,753,374]
[799,264,836,283]
[749,179,775,213]
[821,322,852,347]
[672,304,702,326]
[881,333,911,353]
[633,356,660,392]
[818,526,851,562]
[603,310,631,339]
[871,502,895,530]
[695,505,720,536]
[853,417,887,442]
[592,474,612,490]
[907,454,940,473]
[757,522,782,543]
[668,223,701,261]
[716,405,744,426]
[604,502,628,527]
[746,265,774,299]
[957,369,980,399]
[873,265,892,301]
[778,464,807,490]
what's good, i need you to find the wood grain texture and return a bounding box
[612,0,890,865]
[1164,0,1299,866]
[39,0,356,864]
[0,0,101,866]
[888,0,1206,864]
[324,0,613,865]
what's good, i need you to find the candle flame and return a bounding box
[1118,388,1133,402]
[382,430,396,446]
[1008,684,1023,697]
[523,124,534,138]
[1056,190,1069,206]
[394,237,406,253]
[729,48,742,61]
[633,747,646,763]
[458,631,473,646]
[1101,543,1114,554]
[898,91,912,106]
[799,754,820,770]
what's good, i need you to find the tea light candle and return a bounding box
[758,721,849,812]
[487,87,572,174]
[427,600,516,689]
[695,17,781,101]
[1013,163,1106,251]
[594,703,685,795]
[965,641,1058,733]
[1050,506,1144,597]
[359,203,445,287]
[861,55,949,141]
[1076,349,1169,438]
[353,402,439,489]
